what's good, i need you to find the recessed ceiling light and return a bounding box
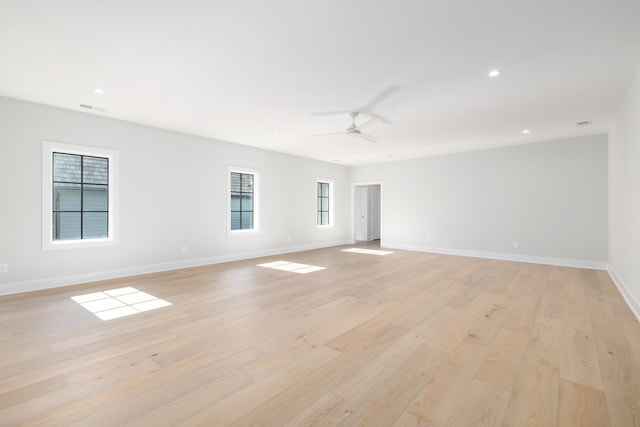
[488,69,501,78]
[93,88,104,95]
[272,133,279,138]
[522,129,530,134]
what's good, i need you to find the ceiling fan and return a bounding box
[309,111,379,142]
[311,86,399,124]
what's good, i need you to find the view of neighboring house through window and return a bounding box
[229,167,260,232]
[52,153,109,240]
[317,179,333,227]
[42,141,118,250]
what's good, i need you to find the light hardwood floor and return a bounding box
[1,243,639,426]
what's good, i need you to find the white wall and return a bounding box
[0,96,350,295]
[351,135,608,268]
[609,67,640,318]
[0,93,622,299]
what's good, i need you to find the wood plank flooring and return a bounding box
[1,243,639,426]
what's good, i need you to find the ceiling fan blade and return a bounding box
[358,117,380,129]
[354,132,377,142]
[360,86,399,111]
[310,110,352,117]
[312,86,399,122]
[364,111,392,124]
[308,132,348,137]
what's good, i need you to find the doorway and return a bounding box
[353,183,382,243]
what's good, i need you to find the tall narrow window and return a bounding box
[316,179,334,227]
[43,141,119,250]
[228,166,260,233]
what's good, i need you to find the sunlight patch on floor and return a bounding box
[342,247,394,256]
[71,287,171,320]
[257,261,326,274]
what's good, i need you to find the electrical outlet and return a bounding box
[513,242,519,249]
[0,264,8,274]
[181,246,188,253]
[287,236,292,242]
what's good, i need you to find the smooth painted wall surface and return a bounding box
[0,96,350,294]
[351,135,608,266]
[609,67,640,316]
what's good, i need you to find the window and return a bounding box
[52,153,108,240]
[42,141,119,250]
[316,179,334,227]
[228,166,260,233]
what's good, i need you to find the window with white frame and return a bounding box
[228,166,260,233]
[316,179,334,227]
[42,141,118,250]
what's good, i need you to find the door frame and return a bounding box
[351,181,383,244]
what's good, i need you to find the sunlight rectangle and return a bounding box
[115,291,156,305]
[133,299,172,312]
[341,248,394,256]
[104,287,139,297]
[295,266,326,274]
[81,298,126,313]
[257,261,326,274]
[259,261,289,268]
[95,306,139,321]
[71,287,172,321]
[71,292,109,303]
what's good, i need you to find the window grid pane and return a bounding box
[317,182,330,226]
[230,172,255,230]
[321,212,329,225]
[52,152,109,241]
[53,212,81,240]
[83,212,108,238]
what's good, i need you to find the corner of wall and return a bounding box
[608,266,640,321]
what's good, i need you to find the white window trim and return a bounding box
[42,141,119,251]
[316,178,335,229]
[227,165,261,236]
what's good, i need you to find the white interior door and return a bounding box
[370,185,381,240]
[355,186,367,241]
[354,184,382,242]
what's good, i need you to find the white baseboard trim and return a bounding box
[0,240,351,297]
[608,267,640,322]
[381,243,609,270]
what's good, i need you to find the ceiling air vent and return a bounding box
[576,120,592,127]
[79,104,105,112]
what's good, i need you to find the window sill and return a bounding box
[43,237,117,251]
[316,225,335,230]
[227,229,261,237]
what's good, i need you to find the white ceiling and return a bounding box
[1,1,639,166]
